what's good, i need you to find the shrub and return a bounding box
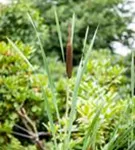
[0,2,48,47]
[0,41,48,149]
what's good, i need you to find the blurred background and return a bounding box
[0,0,135,64]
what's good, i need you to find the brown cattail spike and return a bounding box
[66,23,73,78]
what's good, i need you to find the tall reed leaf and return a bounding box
[7,38,33,69]
[131,50,134,98]
[71,13,75,45]
[54,7,65,62]
[27,13,61,126]
[131,49,134,143]
[82,26,89,55]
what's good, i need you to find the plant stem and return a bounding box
[130,49,134,146]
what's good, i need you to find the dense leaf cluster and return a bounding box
[0,42,46,149]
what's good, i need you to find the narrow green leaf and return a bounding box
[131,50,134,98]
[7,38,33,69]
[131,49,134,144]
[82,26,89,55]
[71,13,75,45]
[27,12,61,128]
[54,7,65,62]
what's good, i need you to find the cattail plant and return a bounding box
[8,9,99,149]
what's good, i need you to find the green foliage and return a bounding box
[0,41,47,149]
[86,50,130,98]
[1,136,36,150]
[0,2,48,46]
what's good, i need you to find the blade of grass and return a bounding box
[82,106,102,150]
[103,127,131,150]
[114,126,133,150]
[71,13,75,45]
[103,131,119,150]
[27,13,61,128]
[102,107,127,150]
[131,50,134,98]
[128,141,135,150]
[130,49,134,144]
[54,7,65,62]
[7,38,58,149]
[7,38,34,69]
[82,26,89,55]
[103,107,134,150]
[63,26,98,150]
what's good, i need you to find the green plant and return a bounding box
[0,41,50,149]
[0,2,48,53]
